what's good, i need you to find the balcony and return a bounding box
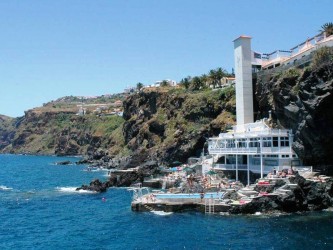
[208,146,291,155]
[208,147,259,155]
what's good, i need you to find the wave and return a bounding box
[150,211,173,216]
[55,187,96,194]
[83,168,109,172]
[0,185,13,191]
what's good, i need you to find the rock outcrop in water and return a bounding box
[108,161,161,187]
[76,179,110,193]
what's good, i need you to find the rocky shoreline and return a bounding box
[229,174,333,214]
[75,158,333,215]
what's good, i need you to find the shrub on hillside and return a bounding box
[312,46,333,68]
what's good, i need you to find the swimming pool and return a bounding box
[154,192,224,199]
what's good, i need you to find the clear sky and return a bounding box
[0,0,332,117]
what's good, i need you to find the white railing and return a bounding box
[213,164,248,171]
[209,148,259,154]
[215,129,292,139]
[261,147,291,154]
[209,147,291,155]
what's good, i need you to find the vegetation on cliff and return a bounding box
[122,87,236,166]
[0,94,126,156]
[255,47,333,166]
[0,115,15,150]
[0,84,236,162]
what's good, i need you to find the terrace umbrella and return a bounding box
[170,167,178,172]
[206,170,217,186]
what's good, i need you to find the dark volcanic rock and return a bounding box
[229,196,280,214]
[108,161,161,187]
[76,158,93,165]
[109,172,140,187]
[122,89,236,165]
[76,179,109,193]
[276,186,307,213]
[55,160,72,165]
[254,179,287,193]
[255,60,333,165]
[230,174,333,214]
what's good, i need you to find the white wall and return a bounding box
[234,36,254,127]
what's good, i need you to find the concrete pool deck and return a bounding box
[131,196,231,213]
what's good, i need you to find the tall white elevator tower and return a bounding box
[233,36,254,129]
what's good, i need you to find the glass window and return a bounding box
[237,139,247,148]
[273,137,279,147]
[265,154,278,158]
[226,139,235,148]
[263,137,272,147]
[280,137,290,147]
[249,138,259,148]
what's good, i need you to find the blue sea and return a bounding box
[1,154,333,249]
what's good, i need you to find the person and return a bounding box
[288,166,294,175]
[273,167,277,175]
[151,194,156,202]
[200,192,204,202]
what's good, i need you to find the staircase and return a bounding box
[205,197,215,214]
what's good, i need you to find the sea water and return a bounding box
[0,154,333,249]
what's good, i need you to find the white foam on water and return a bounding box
[77,189,96,194]
[219,212,230,216]
[151,211,173,216]
[0,185,13,191]
[56,187,96,194]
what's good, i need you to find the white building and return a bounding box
[252,31,333,70]
[221,77,236,86]
[207,35,301,184]
[154,79,177,87]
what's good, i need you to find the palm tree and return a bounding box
[136,82,144,91]
[180,77,190,89]
[320,22,333,37]
[190,76,204,90]
[200,74,209,87]
[208,69,218,88]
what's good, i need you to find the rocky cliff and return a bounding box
[255,60,333,166]
[0,115,16,150]
[0,109,124,156]
[121,87,236,166]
